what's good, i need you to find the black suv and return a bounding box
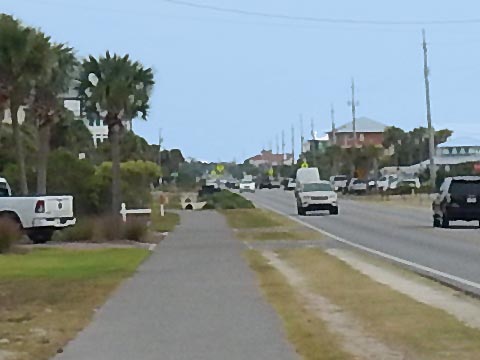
[433,176,480,228]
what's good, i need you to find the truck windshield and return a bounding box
[450,180,480,195]
[303,183,332,192]
[334,176,347,181]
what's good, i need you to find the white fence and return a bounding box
[120,203,152,222]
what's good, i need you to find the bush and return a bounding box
[200,190,255,210]
[124,218,149,242]
[0,218,22,253]
[94,215,124,242]
[61,218,95,242]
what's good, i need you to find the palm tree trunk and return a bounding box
[10,102,28,195]
[111,123,121,215]
[36,123,50,194]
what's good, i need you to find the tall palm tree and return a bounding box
[0,15,51,194]
[78,52,154,214]
[30,44,77,194]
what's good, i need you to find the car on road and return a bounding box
[0,177,76,243]
[330,175,348,192]
[295,181,338,216]
[239,179,256,193]
[348,179,368,194]
[284,178,296,191]
[433,176,480,228]
[270,178,282,189]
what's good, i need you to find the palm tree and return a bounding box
[0,15,51,194]
[30,44,77,194]
[77,52,154,214]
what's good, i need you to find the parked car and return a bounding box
[239,179,256,193]
[257,176,272,189]
[284,178,296,191]
[270,178,282,189]
[295,180,338,216]
[330,175,348,192]
[0,177,76,243]
[398,178,421,189]
[349,179,368,194]
[433,176,480,228]
[376,175,398,192]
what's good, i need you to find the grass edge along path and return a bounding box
[0,248,150,360]
[281,248,480,360]
[246,250,351,360]
[223,208,322,241]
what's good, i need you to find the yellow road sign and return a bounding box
[301,161,309,168]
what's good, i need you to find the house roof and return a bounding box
[334,117,387,134]
[248,150,292,163]
[438,136,480,148]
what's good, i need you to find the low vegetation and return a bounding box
[200,190,254,210]
[151,212,180,233]
[0,248,150,360]
[223,208,322,241]
[0,218,22,254]
[246,251,350,359]
[278,249,480,359]
[58,216,150,243]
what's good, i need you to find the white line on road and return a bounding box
[257,201,480,292]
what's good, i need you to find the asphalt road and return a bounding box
[56,211,296,360]
[243,189,480,295]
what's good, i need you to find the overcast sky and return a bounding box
[4,0,480,162]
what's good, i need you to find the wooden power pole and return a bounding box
[291,125,295,165]
[350,78,357,148]
[331,104,337,145]
[422,29,436,187]
[281,130,286,165]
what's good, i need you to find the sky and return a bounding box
[3,0,480,162]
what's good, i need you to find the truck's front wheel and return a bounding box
[27,229,54,244]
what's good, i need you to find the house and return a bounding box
[247,150,294,167]
[302,132,330,154]
[2,89,132,147]
[328,117,388,148]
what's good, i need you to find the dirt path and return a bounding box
[262,250,405,360]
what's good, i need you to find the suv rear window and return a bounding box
[449,180,480,195]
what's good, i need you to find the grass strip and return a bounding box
[222,208,295,229]
[0,248,150,360]
[246,250,351,360]
[238,230,322,241]
[282,249,480,360]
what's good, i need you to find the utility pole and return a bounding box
[275,134,279,155]
[422,29,436,187]
[350,78,357,148]
[331,103,337,145]
[158,128,163,185]
[300,114,305,155]
[310,117,316,167]
[281,130,286,165]
[291,125,295,165]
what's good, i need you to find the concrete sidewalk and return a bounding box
[56,211,296,360]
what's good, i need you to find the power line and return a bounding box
[162,0,480,26]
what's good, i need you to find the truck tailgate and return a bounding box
[44,196,74,218]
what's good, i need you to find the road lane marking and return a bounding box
[256,201,480,292]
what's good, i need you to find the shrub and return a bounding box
[61,218,95,242]
[94,215,125,242]
[0,218,22,253]
[124,218,149,242]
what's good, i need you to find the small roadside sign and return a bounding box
[301,161,309,168]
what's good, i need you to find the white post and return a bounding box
[120,203,127,222]
[160,204,165,217]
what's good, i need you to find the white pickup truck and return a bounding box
[0,177,76,243]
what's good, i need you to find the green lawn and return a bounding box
[222,209,289,229]
[0,248,150,360]
[151,211,180,233]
